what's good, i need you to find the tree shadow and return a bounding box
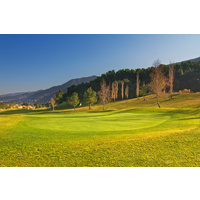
[88,110,114,113]
[178,117,200,121]
[0,109,51,115]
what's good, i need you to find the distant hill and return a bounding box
[0,75,97,103]
[175,56,200,64]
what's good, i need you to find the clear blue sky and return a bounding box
[0,34,200,95]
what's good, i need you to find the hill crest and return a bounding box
[0,75,97,103]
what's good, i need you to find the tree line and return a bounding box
[60,60,200,101]
[49,60,200,110]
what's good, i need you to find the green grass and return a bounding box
[0,93,200,166]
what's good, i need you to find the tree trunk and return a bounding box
[136,72,140,98]
[103,103,105,111]
[170,86,173,94]
[121,81,124,100]
[156,94,160,108]
[89,104,91,110]
[74,105,75,110]
[169,64,174,94]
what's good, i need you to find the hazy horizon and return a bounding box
[0,75,97,96]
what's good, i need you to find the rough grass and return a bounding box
[0,93,200,167]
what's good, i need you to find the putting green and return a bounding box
[25,111,170,132]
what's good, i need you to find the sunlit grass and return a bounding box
[0,93,200,166]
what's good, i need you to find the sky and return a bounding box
[0,34,200,95]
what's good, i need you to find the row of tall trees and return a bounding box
[111,79,130,101]
[50,58,200,110]
[97,60,175,109]
[111,81,118,101]
[63,60,200,104]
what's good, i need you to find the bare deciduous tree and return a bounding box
[111,82,116,101]
[115,81,119,100]
[98,79,111,110]
[112,80,119,101]
[124,78,130,99]
[125,85,129,99]
[149,60,168,108]
[119,80,124,100]
[136,71,140,98]
[169,62,174,94]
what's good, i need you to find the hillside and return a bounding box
[0,75,97,103]
[176,56,200,64]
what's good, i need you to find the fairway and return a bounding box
[0,93,200,167]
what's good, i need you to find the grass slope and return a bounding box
[0,93,200,167]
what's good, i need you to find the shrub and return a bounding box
[179,89,193,94]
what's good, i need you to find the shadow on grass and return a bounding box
[165,108,200,117]
[88,110,114,113]
[178,117,200,120]
[0,109,51,115]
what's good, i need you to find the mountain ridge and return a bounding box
[0,75,97,103]
[175,56,200,64]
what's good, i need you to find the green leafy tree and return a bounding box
[0,102,7,109]
[44,102,51,108]
[53,90,63,104]
[56,90,63,99]
[22,102,29,106]
[139,82,148,101]
[35,103,40,108]
[67,92,80,110]
[83,87,97,109]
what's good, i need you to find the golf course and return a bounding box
[0,93,200,167]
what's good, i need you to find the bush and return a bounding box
[179,89,193,94]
